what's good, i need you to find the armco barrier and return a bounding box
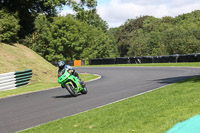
[0,69,32,91]
[115,57,130,64]
[89,58,116,65]
[89,53,200,65]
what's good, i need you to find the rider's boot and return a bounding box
[81,81,85,88]
[77,76,85,88]
[61,85,64,88]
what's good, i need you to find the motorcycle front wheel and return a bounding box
[65,83,78,97]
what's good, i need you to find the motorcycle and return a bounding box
[58,70,87,97]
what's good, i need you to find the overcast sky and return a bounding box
[60,0,200,28]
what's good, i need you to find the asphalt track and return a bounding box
[0,67,200,133]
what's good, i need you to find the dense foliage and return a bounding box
[22,14,115,62]
[115,10,200,57]
[0,0,97,38]
[0,9,20,44]
[44,15,113,61]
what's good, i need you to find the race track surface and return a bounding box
[0,67,200,133]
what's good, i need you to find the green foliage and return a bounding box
[68,0,107,32]
[34,15,52,58]
[21,15,52,59]
[0,9,20,44]
[80,27,113,59]
[0,0,98,39]
[69,0,97,11]
[116,10,200,57]
[127,30,149,56]
[117,16,149,57]
[46,15,84,61]
[0,0,69,38]
[107,27,121,57]
[75,9,108,31]
[34,15,115,62]
[163,27,200,55]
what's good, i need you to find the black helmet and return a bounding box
[58,61,65,69]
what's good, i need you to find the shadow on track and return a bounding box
[154,75,200,84]
[52,94,81,98]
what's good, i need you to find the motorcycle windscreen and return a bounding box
[58,71,70,83]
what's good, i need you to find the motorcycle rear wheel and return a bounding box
[81,87,88,94]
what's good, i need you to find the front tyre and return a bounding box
[65,83,78,97]
[81,87,88,94]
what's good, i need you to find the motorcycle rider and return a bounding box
[58,61,85,88]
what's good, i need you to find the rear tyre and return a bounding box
[81,87,87,94]
[65,83,78,97]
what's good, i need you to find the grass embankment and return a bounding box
[19,74,200,133]
[0,43,98,98]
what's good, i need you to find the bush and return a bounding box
[0,9,20,44]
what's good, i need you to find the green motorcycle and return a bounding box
[58,70,87,97]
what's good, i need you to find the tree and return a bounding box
[45,15,87,61]
[0,0,98,39]
[81,27,113,60]
[127,29,149,56]
[163,27,200,55]
[0,0,65,38]
[107,27,121,57]
[45,14,113,62]
[69,0,108,32]
[117,16,149,57]
[112,10,200,57]
[76,10,108,32]
[0,9,20,44]
[34,15,52,58]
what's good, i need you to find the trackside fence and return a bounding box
[89,53,200,65]
[0,69,32,91]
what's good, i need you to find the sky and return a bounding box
[60,0,200,28]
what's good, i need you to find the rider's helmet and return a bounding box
[58,61,65,70]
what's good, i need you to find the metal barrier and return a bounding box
[89,53,200,65]
[0,69,32,91]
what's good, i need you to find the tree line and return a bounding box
[115,10,200,57]
[0,0,200,62]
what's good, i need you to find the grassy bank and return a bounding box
[19,74,200,133]
[0,43,58,83]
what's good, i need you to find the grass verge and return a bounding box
[18,75,200,133]
[0,73,99,98]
